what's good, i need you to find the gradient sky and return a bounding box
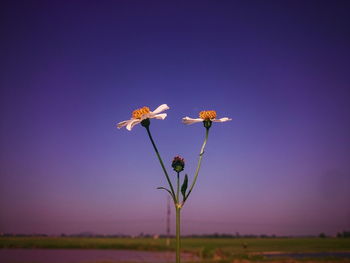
[1,1,350,236]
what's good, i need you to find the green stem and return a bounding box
[176,206,181,263]
[176,172,180,203]
[184,127,210,202]
[145,126,176,202]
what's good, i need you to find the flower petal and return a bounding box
[182,117,203,125]
[212,117,232,122]
[140,113,152,120]
[126,119,141,131]
[152,104,170,115]
[152,113,167,120]
[117,120,130,129]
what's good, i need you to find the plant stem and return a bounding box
[184,127,210,202]
[176,206,181,263]
[145,126,176,201]
[176,172,180,203]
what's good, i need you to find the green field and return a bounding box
[1,236,350,262]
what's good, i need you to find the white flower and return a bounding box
[117,104,169,131]
[182,110,232,125]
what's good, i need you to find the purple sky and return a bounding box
[1,1,350,236]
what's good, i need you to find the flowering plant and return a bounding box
[117,104,231,263]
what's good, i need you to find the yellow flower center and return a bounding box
[199,110,217,120]
[132,106,150,119]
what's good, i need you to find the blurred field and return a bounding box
[1,237,350,262]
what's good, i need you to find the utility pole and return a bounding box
[166,195,170,246]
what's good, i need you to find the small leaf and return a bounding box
[181,174,188,200]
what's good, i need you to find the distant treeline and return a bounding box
[157,233,276,239]
[337,231,350,238]
[2,231,350,238]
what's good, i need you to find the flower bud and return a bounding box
[203,120,212,129]
[172,156,185,173]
